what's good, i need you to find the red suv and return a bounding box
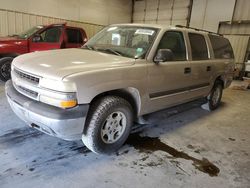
[0,23,87,81]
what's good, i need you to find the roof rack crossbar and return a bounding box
[175,25,222,36]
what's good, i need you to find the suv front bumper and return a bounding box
[5,80,89,141]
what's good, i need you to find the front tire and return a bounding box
[0,57,13,82]
[207,81,223,111]
[82,96,133,154]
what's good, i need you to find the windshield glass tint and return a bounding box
[84,26,158,58]
[18,26,44,39]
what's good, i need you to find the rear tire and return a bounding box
[0,57,13,82]
[207,81,223,111]
[82,96,133,154]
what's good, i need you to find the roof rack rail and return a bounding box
[175,25,222,36]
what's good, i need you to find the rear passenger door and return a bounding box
[188,33,212,97]
[65,28,85,48]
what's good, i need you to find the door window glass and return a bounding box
[66,29,83,43]
[157,31,186,61]
[40,27,62,43]
[189,33,208,60]
[209,34,234,59]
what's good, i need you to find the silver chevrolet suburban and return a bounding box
[5,24,234,154]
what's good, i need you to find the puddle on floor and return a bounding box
[126,133,220,177]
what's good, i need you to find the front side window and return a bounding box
[209,34,234,59]
[66,28,83,43]
[39,27,62,43]
[189,33,209,60]
[157,31,186,61]
[84,26,158,58]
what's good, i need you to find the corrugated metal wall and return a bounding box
[133,0,191,26]
[219,22,250,35]
[217,0,250,73]
[189,0,235,32]
[219,22,250,69]
[224,35,250,64]
[0,9,104,38]
[232,0,250,21]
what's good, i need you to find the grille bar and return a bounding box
[14,69,40,84]
[16,85,38,99]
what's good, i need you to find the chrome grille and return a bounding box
[16,85,38,98]
[14,69,40,84]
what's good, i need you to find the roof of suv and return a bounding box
[111,23,221,36]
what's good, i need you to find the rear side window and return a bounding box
[157,31,186,61]
[66,28,83,43]
[209,35,234,59]
[189,33,208,60]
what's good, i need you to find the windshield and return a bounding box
[17,26,44,39]
[84,26,158,59]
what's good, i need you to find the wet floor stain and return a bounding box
[0,127,43,146]
[126,134,220,177]
[228,137,236,141]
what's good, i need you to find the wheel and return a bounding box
[207,81,223,111]
[246,72,250,78]
[82,96,133,154]
[0,57,13,82]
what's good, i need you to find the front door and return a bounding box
[147,31,194,113]
[29,26,63,52]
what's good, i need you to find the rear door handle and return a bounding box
[207,66,211,71]
[184,67,191,74]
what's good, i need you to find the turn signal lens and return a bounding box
[60,100,77,108]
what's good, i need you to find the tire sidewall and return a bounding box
[0,57,13,82]
[208,82,223,110]
[83,97,133,154]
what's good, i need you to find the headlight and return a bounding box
[39,78,76,92]
[39,78,77,108]
[40,92,77,109]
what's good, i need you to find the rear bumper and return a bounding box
[5,80,89,141]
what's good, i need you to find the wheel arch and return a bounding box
[0,53,19,59]
[214,75,225,88]
[89,87,141,117]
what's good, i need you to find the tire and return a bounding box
[246,72,250,78]
[207,81,223,111]
[0,57,13,82]
[82,96,134,154]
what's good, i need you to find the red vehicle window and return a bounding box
[40,27,62,43]
[66,29,83,44]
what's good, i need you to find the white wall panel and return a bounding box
[233,0,250,21]
[190,0,235,32]
[0,0,132,25]
[0,9,104,38]
[133,0,190,25]
[219,22,250,35]
[225,35,249,64]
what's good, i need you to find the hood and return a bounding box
[13,48,135,80]
[0,36,25,42]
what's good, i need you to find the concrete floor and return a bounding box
[0,81,249,188]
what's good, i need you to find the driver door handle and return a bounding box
[184,67,191,74]
[207,66,211,71]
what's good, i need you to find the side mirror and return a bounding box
[154,49,174,63]
[32,34,42,42]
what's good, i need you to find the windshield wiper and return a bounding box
[82,45,96,51]
[98,48,122,56]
